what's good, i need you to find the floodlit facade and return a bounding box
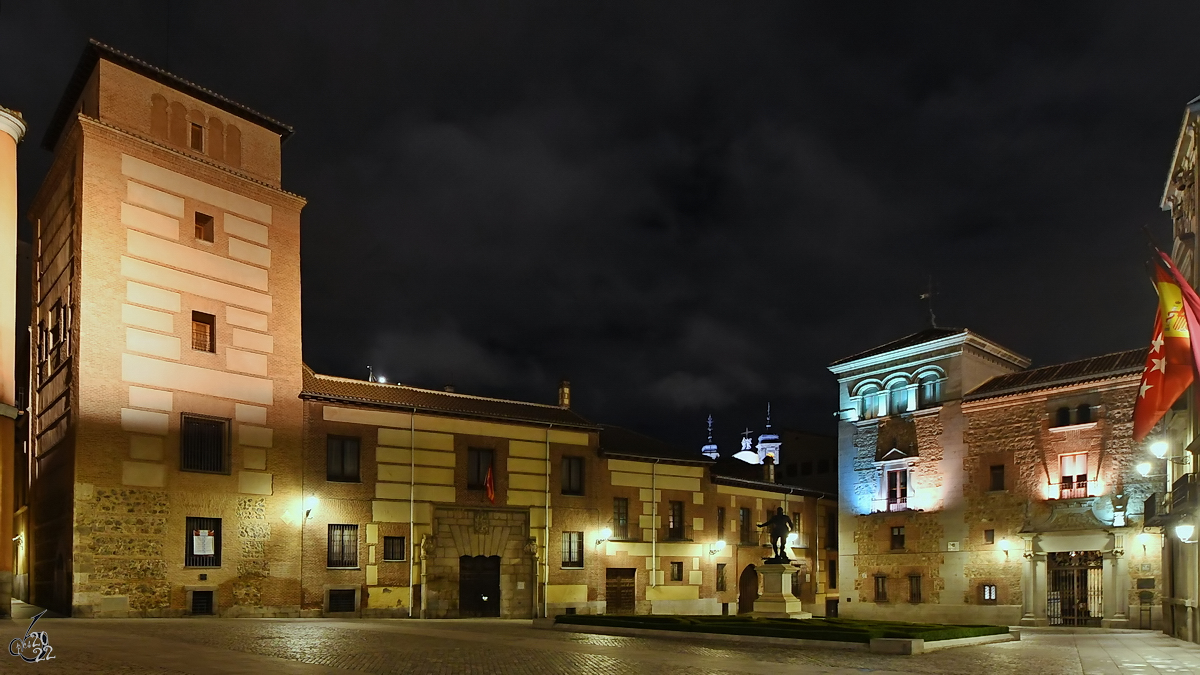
[12,40,835,619]
[832,329,1161,627]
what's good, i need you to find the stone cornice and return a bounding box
[0,106,27,144]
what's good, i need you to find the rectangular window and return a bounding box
[326,435,361,482]
[191,311,216,352]
[668,501,685,539]
[826,511,837,550]
[561,456,585,495]
[670,561,683,581]
[190,122,204,151]
[984,529,995,545]
[195,212,214,242]
[828,558,837,589]
[717,507,726,540]
[613,497,629,539]
[989,464,1005,492]
[180,414,229,473]
[740,508,754,545]
[909,575,922,603]
[467,448,493,490]
[891,526,905,550]
[874,575,888,602]
[887,470,908,510]
[327,524,359,568]
[716,563,727,591]
[981,583,998,603]
[562,531,583,568]
[383,536,405,562]
[1060,453,1088,498]
[184,516,221,567]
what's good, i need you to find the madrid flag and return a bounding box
[1133,259,1198,441]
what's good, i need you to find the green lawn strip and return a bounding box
[553,614,1008,642]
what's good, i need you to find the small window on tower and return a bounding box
[191,312,216,352]
[190,122,204,151]
[195,213,214,242]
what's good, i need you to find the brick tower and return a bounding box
[27,41,305,616]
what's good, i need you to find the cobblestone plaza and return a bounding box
[5,618,1200,674]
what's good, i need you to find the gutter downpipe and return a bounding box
[409,408,417,618]
[544,425,552,619]
[651,459,659,589]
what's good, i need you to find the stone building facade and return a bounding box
[831,329,1160,627]
[11,40,835,619]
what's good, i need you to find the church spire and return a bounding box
[701,414,719,460]
[757,402,781,464]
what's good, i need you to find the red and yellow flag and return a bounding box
[1133,261,1197,441]
[485,466,495,504]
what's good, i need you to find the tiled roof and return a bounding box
[300,366,595,428]
[44,39,294,150]
[598,425,709,464]
[965,348,1147,400]
[829,328,965,366]
[708,473,835,500]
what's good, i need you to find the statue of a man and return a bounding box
[757,507,794,562]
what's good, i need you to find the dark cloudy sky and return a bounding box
[0,2,1192,451]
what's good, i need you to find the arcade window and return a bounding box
[383,536,405,562]
[326,435,360,482]
[189,122,204,151]
[180,414,229,473]
[327,524,359,568]
[467,448,493,490]
[668,501,685,539]
[670,561,684,581]
[195,212,214,242]
[191,311,216,352]
[613,497,629,539]
[891,526,905,550]
[561,531,583,568]
[561,456,585,495]
[874,575,888,602]
[184,516,222,567]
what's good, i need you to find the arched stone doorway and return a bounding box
[738,564,758,614]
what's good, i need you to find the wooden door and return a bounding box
[738,564,758,614]
[605,568,636,614]
[459,555,501,617]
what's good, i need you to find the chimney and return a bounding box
[558,380,571,408]
[763,454,776,483]
[444,385,456,393]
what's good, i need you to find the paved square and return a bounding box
[5,618,1200,674]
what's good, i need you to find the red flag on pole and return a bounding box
[485,466,495,504]
[1132,258,1197,441]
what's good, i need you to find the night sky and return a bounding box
[1,3,1193,452]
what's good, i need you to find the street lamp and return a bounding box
[595,528,613,546]
[1137,462,1153,477]
[1176,523,1196,544]
[304,495,319,520]
[709,540,726,556]
[998,538,1011,558]
[1151,440,1169,459]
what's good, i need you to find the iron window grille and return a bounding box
[874,575,888,602]
[670,561,683,581]
[328,589,356,612]
[562,456,585,495]
[184,516,222,567]
[562,531,584,568]
[613,497,629,539]
[327,524,359,568]
[716,563,726,591]
[467,448,493,490]
[739,508,754,545]
[327,435,361,482]
[180,414,229,473]
[668,501,685,539]
[190,590,214,615]
[191,311,216,352]
[890,526,905,550]
[909,575,922,603]
[383,536,406,562]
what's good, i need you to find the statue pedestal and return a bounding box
[751,563,811,619]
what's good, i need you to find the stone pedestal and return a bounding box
[751,563,811,619]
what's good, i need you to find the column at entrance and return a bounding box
[1101,543,1130,628]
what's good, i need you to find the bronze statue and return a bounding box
[757,507,794,562]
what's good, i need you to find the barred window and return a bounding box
[327,435,361,482]
[670,561,683,581]
[467,448,493,490]
[562,531,583,568]
[180,414,229,473]
[739,508,754,544]
[191,311,216,352]
[716,563,727,591]
[668,501,685,539]
[184,516,221,567]
[383,536,405,562]
[909,575,922,603]
[613,497,629,539]
[327,524,359,568]
[562,456,585,495]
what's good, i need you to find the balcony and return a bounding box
[1172,474,1197,515]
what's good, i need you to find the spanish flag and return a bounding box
[1133,254,1200,441]
[485,466,495,504]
